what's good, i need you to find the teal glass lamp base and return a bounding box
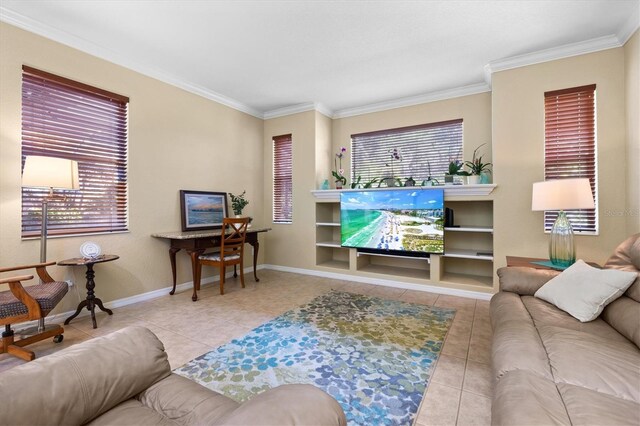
[549,210,576,268]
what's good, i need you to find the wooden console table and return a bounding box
[152,227,270,301]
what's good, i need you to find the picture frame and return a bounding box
[180,190,228,232]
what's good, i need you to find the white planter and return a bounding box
[465,175,481,185]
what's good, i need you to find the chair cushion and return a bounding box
[0,281,68,320]
[199,253,240,262]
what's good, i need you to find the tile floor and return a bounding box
[0,270,493,425]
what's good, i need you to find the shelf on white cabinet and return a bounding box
[440,272,493,289]
[358,263,430,280]
[311,184,496,201]
[443,248,493,261]
[316,222,340,227]
[444,226,493,233]
[316,241,343,248]
[317,259,350,270]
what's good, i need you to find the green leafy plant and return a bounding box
[448,160,465,175]
[464,143,492,175]
[229,191,249,215]
[363,177,379,188]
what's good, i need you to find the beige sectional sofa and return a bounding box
[0,326,346,426]
[490,234,640,425]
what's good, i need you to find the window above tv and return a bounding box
[351,119,463,185]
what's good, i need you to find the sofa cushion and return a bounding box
[602,296,640,348]
[490,292,553,382]
[538,325,640,403]
[87,399,179,426]
[492,370,570,426]
[216,384,347,426]
[138,373,239,425]
[0,326,171,426]
[558,383,640,426]
[604,233,640,302]
[521,295,631,345]
[534,260,637,322]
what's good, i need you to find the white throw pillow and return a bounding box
[534,259,637,322]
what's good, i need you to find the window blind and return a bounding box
[21,65,129,237]
[351,119,463,184]
[544,84,597,233]
[273,134,292,223]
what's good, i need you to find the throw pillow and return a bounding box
[534,259,637,322]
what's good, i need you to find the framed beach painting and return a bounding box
[180,190,228,231]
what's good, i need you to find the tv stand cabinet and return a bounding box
[312,185,496,295]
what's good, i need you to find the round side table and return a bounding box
[58,255,119,329]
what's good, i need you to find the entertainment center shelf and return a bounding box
[312,185,497,294]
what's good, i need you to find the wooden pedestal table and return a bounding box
[58,255,119,329]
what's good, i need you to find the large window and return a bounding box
[351,119,463,185]
[273,134,292,223]
[544,84,597,233]
[21,66,129,237]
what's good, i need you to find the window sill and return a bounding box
[22,230,130,241]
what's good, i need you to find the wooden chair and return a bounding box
[0,262,68,361]
[198,218,249,295]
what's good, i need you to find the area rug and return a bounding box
[175,290,455,425]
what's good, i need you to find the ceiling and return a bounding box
[1,1,638,118]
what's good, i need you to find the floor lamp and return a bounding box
[531,178,595,267]
[22,155,79,332]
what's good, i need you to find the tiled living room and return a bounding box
[0,1,639,425]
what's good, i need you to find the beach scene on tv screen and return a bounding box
[341,190,444,254]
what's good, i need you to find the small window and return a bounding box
[21,66,129,237]
[351,119,463,185]
[544,84,597,233]
[273,134,292,223]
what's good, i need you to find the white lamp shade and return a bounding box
[531,178,595,211]
[22,156,80,189]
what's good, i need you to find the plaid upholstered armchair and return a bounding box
[0,261,68,361]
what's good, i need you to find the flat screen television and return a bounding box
[340,189,444,256]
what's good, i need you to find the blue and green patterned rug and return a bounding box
[175,290,455,425]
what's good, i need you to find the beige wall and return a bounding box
[492,48,627,268]
[0,23,265,314]
[625,30,640,235]
[262,111,317,269]
[332,93,493,179]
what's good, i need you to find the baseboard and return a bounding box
[261,264,493,301]
[19,265,266,330]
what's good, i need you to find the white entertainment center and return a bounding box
[312,184,497,295]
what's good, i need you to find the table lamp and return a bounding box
[22,156,80,263]
[531,178,595,267]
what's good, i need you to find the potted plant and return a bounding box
[445,160,468,184]
[332,147,347,189]
[464,144,492,184]
[229,191,249,217]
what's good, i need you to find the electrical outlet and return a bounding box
[65,279,74,287]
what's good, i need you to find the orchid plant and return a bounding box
[385,147,402,179]
[332,147,347,187]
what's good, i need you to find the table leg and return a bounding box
[169,247,180,295]
[64,300,88,326]
[186,249,204,301]
[252,240,260,282]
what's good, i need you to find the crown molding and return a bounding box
[332,83,491,119]
[0,7,263,119]
[486,35,622,76]
[617,6,640,45]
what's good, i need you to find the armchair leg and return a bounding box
[1,324,64,362]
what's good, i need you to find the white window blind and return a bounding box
[351,119,463,184]
[273,134,292,223]
[21,65,129,237]
[544,84,597,233]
